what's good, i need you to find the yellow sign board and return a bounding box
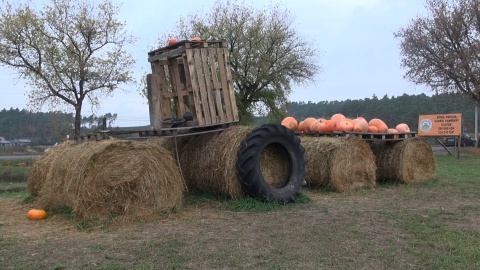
[418,113,462,136]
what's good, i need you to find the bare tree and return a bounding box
[395,0,480,102]
[0,0,135,136]
[162,0,320,123]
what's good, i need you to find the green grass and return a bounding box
[1,153,480,270]
[0,159,31,184]
[185,192,312,212]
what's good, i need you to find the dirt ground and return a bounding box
[1,148,479,269]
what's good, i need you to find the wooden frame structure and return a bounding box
[147,40,239,129]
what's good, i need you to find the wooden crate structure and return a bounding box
[147,40,239,129]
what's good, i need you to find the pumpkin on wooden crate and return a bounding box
[338,120,354,132]
[310,120,327,133]
[354,118,369,132]
[396,123,410,133]
[369,118,388,133]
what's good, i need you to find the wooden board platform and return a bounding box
[298,131,418,141]
[75,123,234,143]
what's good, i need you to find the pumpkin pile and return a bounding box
[281,114,411,134]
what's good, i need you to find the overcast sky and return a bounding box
[0,0,430,126]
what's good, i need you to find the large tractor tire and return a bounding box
[236,124,308,203]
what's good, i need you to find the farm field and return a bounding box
[1,149,480,270]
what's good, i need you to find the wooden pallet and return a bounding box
[147,40,239,129]
[299,131,418,141]
[75,123,234,143]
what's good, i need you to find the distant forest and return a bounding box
[0,109,117,145]
[283,93,479,133]
[0,93,478,145]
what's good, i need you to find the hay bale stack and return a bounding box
[29,139,183,220]
[370,137,437,184]
[301,136,376,192]
[171,126,256,198]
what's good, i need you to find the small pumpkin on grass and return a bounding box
[27,209,47,220]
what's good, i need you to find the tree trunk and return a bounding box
[74,104,82,138]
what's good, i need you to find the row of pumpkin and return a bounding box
[281,114,411,134]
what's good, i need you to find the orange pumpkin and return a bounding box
[168,38,178,46]
[303,117,317,132]
[367,125,379,133]
[368,118,388,133]
[387,128,399,139]
[396,123,410,133]
[310,121,327,133]
[323,120,333,133]
[27,209,47,220]
[348,118,357,126]
[338,120,354,132]
[327,119,343,132]
[297,121,306,132]
[317,118,328,123]
[281,116,298,131]
[330,113,346,124]
[353,118,369,132]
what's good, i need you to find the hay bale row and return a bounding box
[27,139,184,220]
[370,137,437,184]
[301,136,377,192]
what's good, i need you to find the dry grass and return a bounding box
[370,137,437,184]
[301,136,376,192]
[28,139,184,221]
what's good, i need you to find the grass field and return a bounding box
[0,151,479,269]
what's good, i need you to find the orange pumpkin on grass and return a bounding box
[281,116,298,131]
[27,209,47,220]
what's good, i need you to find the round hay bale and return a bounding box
[174,126,255,198]
[34,139,183,220]
[370,137,437,184]
[301,136,376,192]
[27,142,72,197]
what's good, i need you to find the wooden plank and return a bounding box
[182,55,194,114]
[222,48,239,122]
[157,64,173,120]
[148,46,186,62]
[186,49,205,126]
[149,63,163,129]
[216,48,236,121]
[193,48,212,124]
[207,49,226,123]
[171,58,186,118]
[146,74,155,128]
[200,48,218,123]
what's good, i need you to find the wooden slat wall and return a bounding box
[150,41,239,128]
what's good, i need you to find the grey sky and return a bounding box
[0,0,430,126]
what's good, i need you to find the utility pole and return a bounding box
[475,102,478,147]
